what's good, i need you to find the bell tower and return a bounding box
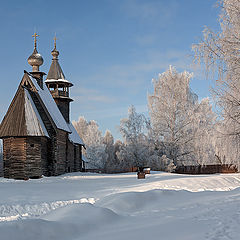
[45,36,73,123]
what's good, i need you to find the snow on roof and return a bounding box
[68,122,84,145]
[45,79,70,83]
[29,76,71,133]
[24,89,50,138]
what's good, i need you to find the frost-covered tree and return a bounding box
[73,117,127,172]
[119,105,149,168]
[84,120,107,169]
[148,66,197,165]
[192,98,217,165]
[72,116,88,142]
[73,117,107,170]
[214,121,240,169]
[193,0,240,168]
[103,130,115,172]
[114,140,125,171]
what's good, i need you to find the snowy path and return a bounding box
[0,172,240,240]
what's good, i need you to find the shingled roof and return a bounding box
[0,71,84,146]
[46,58,66,80]
[0,84,49,138]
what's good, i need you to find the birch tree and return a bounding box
[103,130,115,172]
[148,66,197,165]
[193,0,240,167]
[119,105,149,168]
[72,116,88,142]
[214,121,240,169]
[84,120,107,169]
[192,98,217,165]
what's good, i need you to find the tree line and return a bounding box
[73,66,225,173]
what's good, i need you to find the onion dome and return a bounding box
[27,33,44,72]
[51,38,59,60]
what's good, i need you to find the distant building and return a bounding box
[0,34,84,179]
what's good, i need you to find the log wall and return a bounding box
[67,141,74,172]
[26,137,42,178]
[3,138,11,178]
[55,129,67,175]
[74,145,81,171]
[2,135,83,179]
[41,138,49,176]
[3,137,46,179]
[74,145,80,172]
[3,137,27,179]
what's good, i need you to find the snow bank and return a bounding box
[124,172,240,192]
[0,204,122,240]
[0,172,240,240]
[0,198,95,222]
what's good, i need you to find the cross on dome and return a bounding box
[54,35,57,49]
[32,32,39,49]
[28,32,43,72]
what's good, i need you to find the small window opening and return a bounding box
[30,144,34,147]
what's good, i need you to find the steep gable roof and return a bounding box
[0,84,49,138]
[0,70,84,146]
[24,89,49,137]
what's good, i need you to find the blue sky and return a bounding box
[0,0,219,139]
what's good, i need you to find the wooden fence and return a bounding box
[175,164,238,174]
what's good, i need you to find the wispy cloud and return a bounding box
[71,49,193,125]
[82,49,192,89]
[135,35,156,46]
[71,87,116,111]
[122,0,178,23]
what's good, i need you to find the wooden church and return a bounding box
[0,34,84,180]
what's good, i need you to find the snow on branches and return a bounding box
[193,0,240,168]
[73,117,107,170]
[73,66,219,172]
[148,66,216,166]
[118,105,149,168]
[73,117,122,172]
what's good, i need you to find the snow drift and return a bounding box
[0,172,240,240]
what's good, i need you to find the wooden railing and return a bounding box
[50,90,69,97]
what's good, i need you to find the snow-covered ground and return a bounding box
[0,172,240,240]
